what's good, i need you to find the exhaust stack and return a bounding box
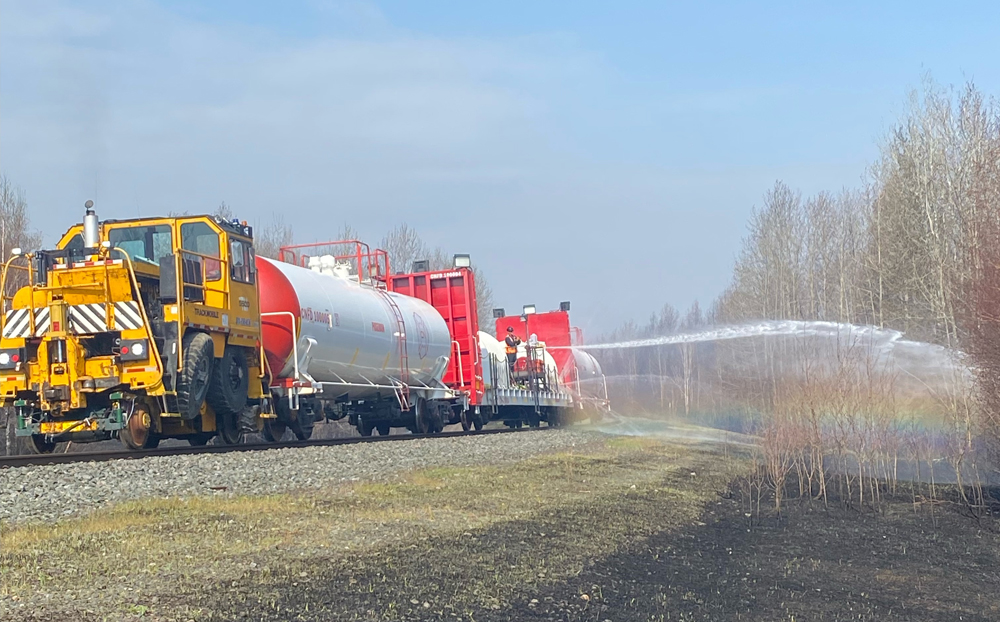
[83,200,99,248]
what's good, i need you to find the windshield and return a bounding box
[108,225,173,266]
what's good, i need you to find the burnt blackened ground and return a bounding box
[212,475,1000,621]
[471,497,1000,622]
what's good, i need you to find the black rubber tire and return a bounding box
[262,420,287,443]
[206,346,249,417]
[215,407,244,445]
[376,422,391,436]
[176,332,214,421]
[26,435,57,454]
[187,434,211,446]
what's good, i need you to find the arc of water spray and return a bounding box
[558,320,917,350]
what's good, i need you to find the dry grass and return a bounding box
[1,437,733,621]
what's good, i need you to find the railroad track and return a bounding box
[0,426,546,469]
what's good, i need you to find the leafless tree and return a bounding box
[381,223,428,274]
[214,201,234,221]
[0,174,41,455]
[0,175,41,301]
[254,213,294,260]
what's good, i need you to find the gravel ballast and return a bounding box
[1,428,603,524]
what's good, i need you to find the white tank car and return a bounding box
[569,348,605,396]
[478,331,512,389]
[480,331,562,390]
[523,338,561,389]
[257,256,452,400]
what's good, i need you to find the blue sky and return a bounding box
[2,1,998,335]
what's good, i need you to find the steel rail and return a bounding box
[0,426,547,469]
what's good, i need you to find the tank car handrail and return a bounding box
[261,311,299,382]
[452,340,464,388]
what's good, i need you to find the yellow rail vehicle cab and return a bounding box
[0,204,266,453]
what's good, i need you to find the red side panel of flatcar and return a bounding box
[496,310,575,382]
[389,268,483,405]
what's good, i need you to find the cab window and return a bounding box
[230,239,255,284]
[62,234,84,252]
[59,234,86,262]
[109,225,173,267]
[180,222,222,282]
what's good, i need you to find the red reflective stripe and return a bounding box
[124,366,158,374]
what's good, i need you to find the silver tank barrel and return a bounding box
[257,256,452,400]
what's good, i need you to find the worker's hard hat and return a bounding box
[507,326,514,332]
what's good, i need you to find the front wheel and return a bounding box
[262,419,287,443]
[176,332,214,421]
[120,403,160,450]
[26,435,57,454]
[207,346,249,417]
[216,410,244,445]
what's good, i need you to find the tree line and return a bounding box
[597,80,1000,511]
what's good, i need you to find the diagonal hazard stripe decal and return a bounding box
[33,308,50,337]
[2,308,50,339]
[2,309,30,339]
[69,304,108,334]
[113,301,143,330]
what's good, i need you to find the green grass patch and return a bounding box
[1,437,737,621]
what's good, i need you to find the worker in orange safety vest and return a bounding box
[504,326,522,378]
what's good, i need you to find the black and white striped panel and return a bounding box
[112,301,143,331]
[33,307,51,336]
[2,308,31,339]
[69,304,108,334]
[1,308,48,339]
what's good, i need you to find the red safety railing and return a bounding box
[278,240,390,284]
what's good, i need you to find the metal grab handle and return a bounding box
[260,311,299,381]
[452,340,465,388]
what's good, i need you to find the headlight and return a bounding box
[0,349,24,370]
[119,339,149,362]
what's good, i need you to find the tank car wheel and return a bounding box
[460,412,472,432]
[432,405,446,433]
[262,419,287,443]
[187,433,211,446]
[416,401,444,434]
[290,410,314,441]
[207,346,250,418]
[26,435,57,454]
[472,413,485,431]
[216,410,244,445]
[356,414,374,437]
[176,332,214,421]
[376,422,391,436]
